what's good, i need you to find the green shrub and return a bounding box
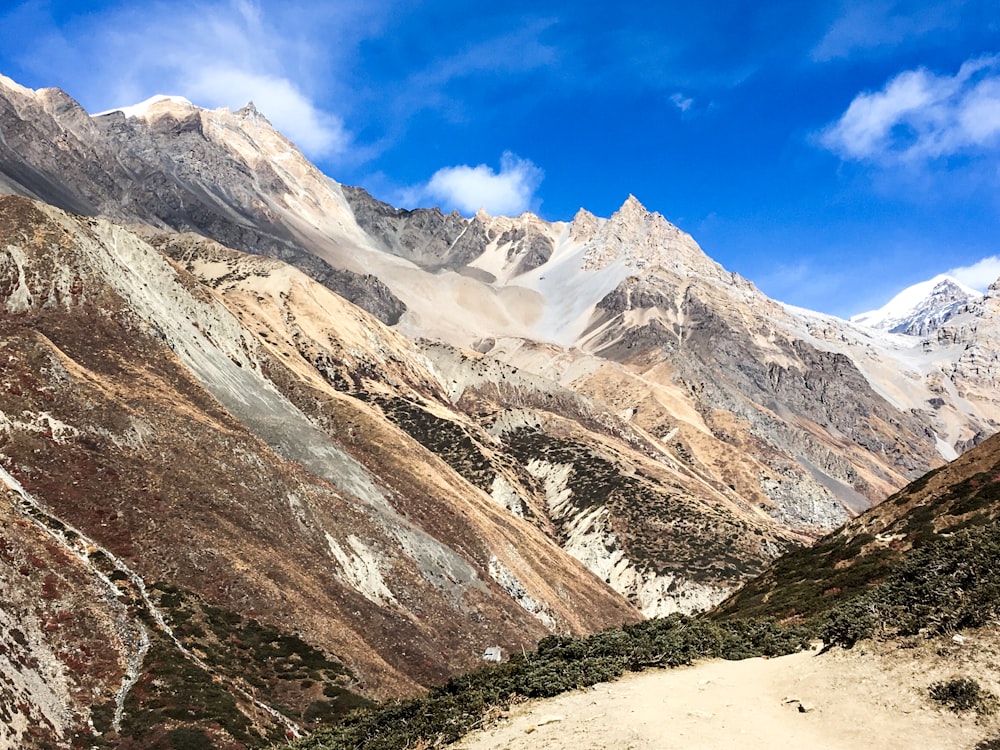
[816,598,882,650]
[795,519,1000,648]
[929,678,998,716]
[167,727,214,750]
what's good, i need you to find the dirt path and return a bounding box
[455,636,1000,750]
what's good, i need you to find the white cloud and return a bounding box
[670,93,694,112]
[401,152,544,217]
[811,0,960,62]
[18,0,363,160]
[821,56,1000,162]
[180,68,349,156]
[947,256,1000,290]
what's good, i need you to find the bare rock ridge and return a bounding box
[0,75,406,325]
[341,185,556,277]
[341,185,475,271]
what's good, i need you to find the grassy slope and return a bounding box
[714,432,1000,621]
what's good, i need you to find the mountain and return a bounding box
[0,74,404,324]
[3,74,1000,593]
[851,274,981,337]
[278,427,1000,750]
[2,76,999,593]
[714,428,1000,621]
[2,74,1000,746]
[0,195,642,748]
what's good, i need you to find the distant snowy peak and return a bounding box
[851,274,981,336]
[95,94,195,119]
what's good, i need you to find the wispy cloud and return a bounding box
[811,0,965,61]
[410,18,558,89]
[399,152,544,216]
[3,0,380,160]
[373,16,559,131]
[670,93,694,112]
[947,255,1000,290]
[820,56,1000,162]
[179,68,350,156]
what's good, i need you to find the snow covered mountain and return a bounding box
[851,274,981,336]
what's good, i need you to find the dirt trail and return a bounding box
[456,636,1000,750]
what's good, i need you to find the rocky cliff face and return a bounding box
[715,428,1000,621]
[581,268,940,514]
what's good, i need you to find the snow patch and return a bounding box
[935,437,959,461]
[852,274,980,335]
[95,94,195,119]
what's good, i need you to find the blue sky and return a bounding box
[1,0,999,317]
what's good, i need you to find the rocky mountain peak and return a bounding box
[581,194,718,281]
[569,207,601,242]
[233,99,278,133]
[236,100,259,116]
[35,86,79,111]
[618,193,648,216]
[851,273,981,337]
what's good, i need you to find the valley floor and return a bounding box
[455,631,1000,750]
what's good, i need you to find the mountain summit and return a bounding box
[851,274,981,336]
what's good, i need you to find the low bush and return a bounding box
[811,519,1000,648]
[929,678,998,716]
